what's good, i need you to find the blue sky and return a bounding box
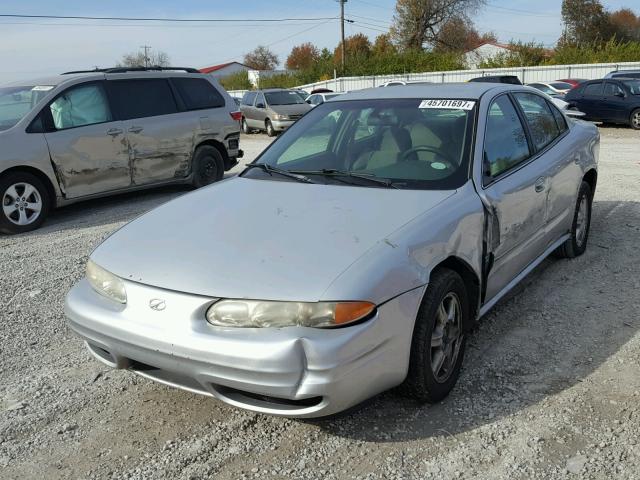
[0,0,634,83]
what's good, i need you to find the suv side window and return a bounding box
[603,82,625,97]
[255,93,266,107]
[241,92,256,106]
[172,78,225,110]
[49,82,112,130]
[583,82,603,96]
[108,79,178,120]
[483,95,531,179]
[513,92,560,151]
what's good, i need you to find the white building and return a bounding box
[464,42,513,69]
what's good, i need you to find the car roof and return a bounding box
[3,72,104,87]
[3,70,210,88]
[337,82,516,101]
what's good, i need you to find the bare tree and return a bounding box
[390,0,486,50]
[118,50,171,68]
[244,46,279,70]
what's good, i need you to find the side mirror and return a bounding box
[256,102,265,109]
[614,91,625,98]
[306,99,312,104]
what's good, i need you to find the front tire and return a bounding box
[400,268,469,403]
[0,172,51,235]
[630,109,640,130]
[555,180,592,258]
[266,119,276,137]
[191,145,224,188]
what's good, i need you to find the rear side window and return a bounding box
[172,78,225,110]
[109,79,178,120]
[583,82,603,96]
[49,82,112,130]
[241,92,256,106]
[548,101,568,133]
[484,95,531,179]
[513,93,560,151]
[603,82,625,97]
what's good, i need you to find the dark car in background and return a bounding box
[468,75,522,85]
[565,78,640,129]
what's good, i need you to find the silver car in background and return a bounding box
[0,67,241,234]
[240,88,312,137]
[66,84,599,418]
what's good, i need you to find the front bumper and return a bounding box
[271,119,296,131]
[65,279,424,418]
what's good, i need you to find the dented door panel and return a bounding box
[44,121,131,198]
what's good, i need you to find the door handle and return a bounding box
[128,126,144,134]
[534,177,546,193]
[106,128,123,136]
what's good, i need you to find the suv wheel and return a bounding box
[0,172,50,235]
[266,119,276,137]
[630,109,640,130]
[192,145,224,188]
[241,118,251,134]
[400,268,469,403]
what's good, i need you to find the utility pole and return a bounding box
[140,45,152,67]
[338,0,347,71]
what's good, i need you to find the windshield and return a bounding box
[243,98,475,190]
[622,80,640,94]
[265,91,306,105]
[0,85,52,131]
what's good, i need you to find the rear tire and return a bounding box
[241,118,251,134]
[555,181,592,258]
[630,109,640,130]
[266,119,276,137]
[0,171,51,235]
[191,145,224,188]
[400,268,469,403]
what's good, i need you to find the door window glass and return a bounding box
[277,110,343,164]
[603,83,625,97]
[173,78,224,110]
[108,79,178,120]
[49,83,112,130]
[255,93,266,107]
[484,95,531,178]
[583,82,603,96]
[548,101,568,133]
[514,93,560,151]
[241,92,256,106]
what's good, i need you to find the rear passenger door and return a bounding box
[602,82,629,123]
[579,81,604,120]
[481,94,549,302]
[107,78,190,185]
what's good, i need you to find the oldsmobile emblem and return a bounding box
[149,299,166,311]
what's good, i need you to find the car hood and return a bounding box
[91,177,454,301]
[269,104,311,115]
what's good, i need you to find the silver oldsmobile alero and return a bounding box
[66,83,599,418]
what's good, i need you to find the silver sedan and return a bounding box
[66,83,599,418]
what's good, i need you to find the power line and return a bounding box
[0,20,331,28]
[485,4,558,18]
[0,13,338,23]
[349,0,390,11]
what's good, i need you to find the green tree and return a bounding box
[561,0,613,45]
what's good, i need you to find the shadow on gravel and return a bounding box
[312,199,640,442]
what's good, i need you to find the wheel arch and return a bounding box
[430,256,481,329]
[583,168,597,196]
[192,139,229,171]
[0,165,58,207]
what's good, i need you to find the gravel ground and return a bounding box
[1,128,639,480]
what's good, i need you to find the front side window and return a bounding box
[583,82,603,96]
[241,92,256,106]
[108,79,177,120]
[264,91,306,105]
[0,85,52,131]
[484,95,530,179]
[49,83,112,130]
[255,93,265,107]
[173,78,224,110]
[244,98,475,190]
[513,92,560,151]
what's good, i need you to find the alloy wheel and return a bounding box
[430,292,464,383]
[575,194,589,247]
[632,111,640,129]
[2,182,42,226]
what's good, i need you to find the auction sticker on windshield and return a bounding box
[419,99,475,110]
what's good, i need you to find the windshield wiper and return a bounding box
[243,163,314,184]
[290,169,400,189]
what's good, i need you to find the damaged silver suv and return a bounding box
[0,67,242,234]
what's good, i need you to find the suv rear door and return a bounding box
[107,77,189,185]
[43,80,131,198]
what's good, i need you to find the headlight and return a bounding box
[86,260,127,304]
[206,300,375,328]
[272,113,288,120]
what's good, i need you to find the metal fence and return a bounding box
[225,61,640,97]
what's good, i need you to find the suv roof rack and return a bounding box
[61,66,200,75]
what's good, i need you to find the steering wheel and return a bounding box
[399,146,456,170]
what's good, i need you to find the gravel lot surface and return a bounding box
[1,128,639,480]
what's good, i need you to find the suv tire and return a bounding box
[0,171,51,235]
[192,145,224,188]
